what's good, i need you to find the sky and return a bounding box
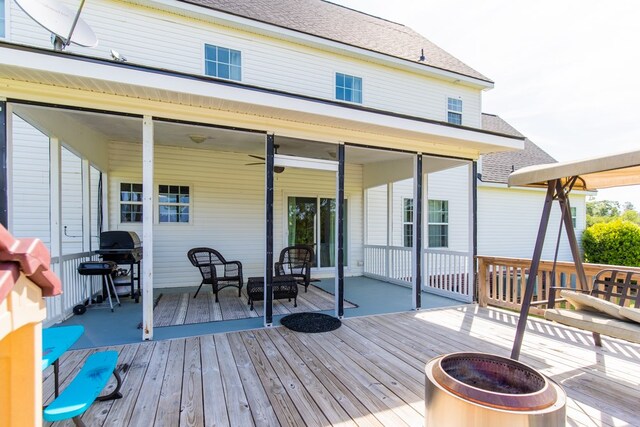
[335,0,640,210]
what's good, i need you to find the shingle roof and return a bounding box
[480,114,556,184]
[179,0,491,83]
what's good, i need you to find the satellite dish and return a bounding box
[15,0,98,50]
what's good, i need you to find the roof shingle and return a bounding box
[179,0,491,82]
[480,114,556,184]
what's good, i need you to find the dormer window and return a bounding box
[336,73,362,103]
[204,44,241,81]
[447,97,462,125]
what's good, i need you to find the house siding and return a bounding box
[107,141,363,287]
[8,0,482,127]
[477,185,586,261]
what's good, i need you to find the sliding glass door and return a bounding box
[287,196,347,268]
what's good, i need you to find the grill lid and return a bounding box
[100,231,141,250]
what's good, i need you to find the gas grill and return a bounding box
[96,231,142,302]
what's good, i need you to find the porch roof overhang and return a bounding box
[0,42,523,159]
[508,149,640,190]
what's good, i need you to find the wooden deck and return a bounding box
[44,305,640,426]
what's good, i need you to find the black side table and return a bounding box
[247,275,298,310]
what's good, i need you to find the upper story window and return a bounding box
[158,185,190,223]
[447,97,462,125]
[204,44,241,81]
[403,198,413,247]
[336,73,362,103]
[120,183,143,223]
[428,200,449,248]
[0,0,6,38]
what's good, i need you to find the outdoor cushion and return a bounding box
[560,290,627,320]
[545,309,640,343]
[619,306,640,324]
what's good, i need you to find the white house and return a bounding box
[0,0,526,338]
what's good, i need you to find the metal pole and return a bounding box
[471,161,478,302]
[336,143,345,318]
[511,180,556,360]
[0,101,7,228]
[556,179,588,290]
[413,154,423,309]
[264,134,274,326]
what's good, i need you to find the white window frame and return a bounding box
[335,72,363,104]
[402,198,413,247]
[447,97,463,125]
[118,182,143,224]
[156,184,192,225]
[203,43,242,81]
[428,199,449,248]
[570,206,577,228]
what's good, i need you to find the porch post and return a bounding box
[470,161,478,302]
[264,134,274,327]
[0,101,8,228]
[413,153,423,309]
[81,158,92,252]
[49,137,63,285]
[556,180,588,290]
[511,180,555,360]
[141,116,154,340]
[335,143,345,318]
[386,182,393,280]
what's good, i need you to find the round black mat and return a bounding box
[280,312,341,333]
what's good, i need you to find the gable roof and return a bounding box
[179,0,491,83]
[480,114,557,184]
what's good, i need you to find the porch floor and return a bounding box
[57,277,461,350]
[45,305,640,426]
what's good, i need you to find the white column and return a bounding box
[81,158,91,252]
[101,171,109,232]
[386,182,393,279]
[141,116,154,340]
[49,136,63,321]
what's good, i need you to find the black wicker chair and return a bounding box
[187,247,243,301]
[275,245,314,292]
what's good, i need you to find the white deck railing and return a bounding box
[363,245,473,302]
[45,251,99,326]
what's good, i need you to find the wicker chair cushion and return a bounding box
[619,306,640,324]
[560,290,627,320]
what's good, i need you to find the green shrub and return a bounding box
[582,219,640,267]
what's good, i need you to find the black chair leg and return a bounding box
[193,283,204,299]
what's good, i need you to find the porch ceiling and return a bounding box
[1,44,524,159]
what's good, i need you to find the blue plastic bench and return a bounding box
[43,351,121,427]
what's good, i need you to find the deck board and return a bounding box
[45,306,640,426]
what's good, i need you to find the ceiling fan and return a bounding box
[246,144,285,173]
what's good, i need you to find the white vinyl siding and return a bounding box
[10,115,51,246]
[108,141,363,287]
[477,185,586,261]
[8,0,482,127]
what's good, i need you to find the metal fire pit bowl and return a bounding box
[425,352,566,426]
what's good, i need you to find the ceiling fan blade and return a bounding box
[248,155,265,161]
[245,162,265,166]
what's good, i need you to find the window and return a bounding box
[447,97,462,125]
[204,44,241,81]
[403,198,413,247]
[158,185,190,223]
[428,200,448,247]
[0,0,5,38]
[120,183,143,223]
[335,73,362,103]
[570,207,577,228]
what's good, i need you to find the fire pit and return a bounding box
[425,352,565,426]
